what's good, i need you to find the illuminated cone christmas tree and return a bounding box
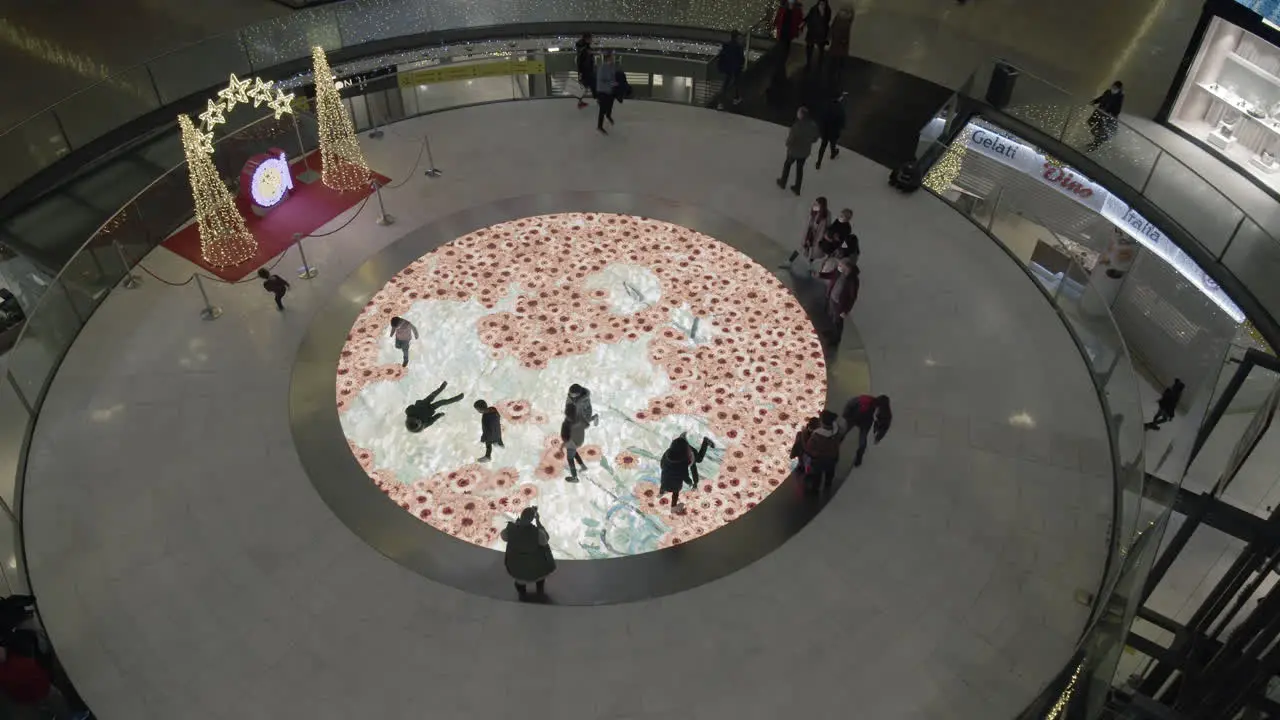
[179,114,257,268]
[312,46,371,192]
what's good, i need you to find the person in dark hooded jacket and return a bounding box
[804,0,832,68]
[501,506,555,599]
[716,30,746,107]
[815,91,846,169]
[659,434,715,513]
[473,400,504,462]
[575,33,595,108]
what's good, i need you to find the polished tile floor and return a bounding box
[24,101,1114,718]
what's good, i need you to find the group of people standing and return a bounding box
[773,0,854,72]
[789,195,859,347]
[793,394,893,492]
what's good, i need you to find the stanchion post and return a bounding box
[372,179,395,226]
[112,241,140,289]
[292,113,320,184]
[423,133,443,177]
[194,274,222,320]
[368,88,385,140]
[294,232,318,279]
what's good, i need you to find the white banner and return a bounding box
[953,121,1244,322]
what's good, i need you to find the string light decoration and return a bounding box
[922,128,971,194]
[311,46,371,192]
[179,114,257,268]
[198,73,294,141]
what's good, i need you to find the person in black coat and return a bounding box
[815,91,846,169]
[473,400,504,462]
[659,434,715,514]
[804,0,832,68]
[575,33,595,108]
[1087,80,1125,151]
[716,30,746,107]
[501,506,556,599]
[1145,378,1184,431]
[257,268,290,311]
[404,381,464,433]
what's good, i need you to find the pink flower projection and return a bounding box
[338,213,827,556]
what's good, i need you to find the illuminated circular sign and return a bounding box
[250,152,294,208]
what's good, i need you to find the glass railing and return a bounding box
[0,0,776,201]
[968,59,1280,349]
[925,122,1185,716]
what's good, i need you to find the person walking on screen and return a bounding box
[777,106,820,195]
[814,91,846,169]
[257,268,290,311]
[1087,80,1125,151]
[716,30,746,108]
[1145,378,1184,431]
[561,417,588,482]
[659,433,715,514]
[389,316,419,367]
[840,394,892,466]
[803,410,841,492]
[473,400,504,462]
[501,506,556,600]
[575,33,595,109]
[595,50,619,134]
[404,381,464,433]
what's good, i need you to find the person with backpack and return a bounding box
[595,50,620,134]
[814,91,846,169]
[659,433,715,513]
[803,410,842,492]
[501,506,556,600]
[716,30,746,108]
[841,394,892,466]
[575,33,595,109]
[257,267,290,311]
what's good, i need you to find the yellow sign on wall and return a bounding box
[397,59,546,88]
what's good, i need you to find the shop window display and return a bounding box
[1169,16,1280,192]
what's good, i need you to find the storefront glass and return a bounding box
[1169,15,1280,195]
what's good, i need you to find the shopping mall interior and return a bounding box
[4,0,1280,718]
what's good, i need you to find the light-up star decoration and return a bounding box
[193,73,295,153]
[268,88,296,120]
[198,99,226,132]
[249,77,274,108]
[217,73,252,107]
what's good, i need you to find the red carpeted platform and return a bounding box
[162,154,390,281]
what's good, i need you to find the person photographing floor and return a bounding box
[659,433,715,514]
[257,268,290,311]
[501,506,556,600]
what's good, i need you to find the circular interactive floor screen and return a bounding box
[337,213,826,559]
